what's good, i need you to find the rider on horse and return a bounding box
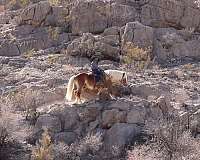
[91,59,105,85]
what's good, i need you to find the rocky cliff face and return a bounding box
[0,0,200,63]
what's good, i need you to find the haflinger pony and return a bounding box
[104,69,128,86]
[65,72,112,104]
[66,70,128,104]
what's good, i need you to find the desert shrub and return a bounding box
[127,144,162,160]
[31,129,53,160]
[48,0,61,6]
[47,55,59,65]
[0,96,33,160]
[122,42,152,70]
[52,142,79,160]
[127,114,200,160]
[47,27,59,40]
[127,131,200,160]
[23,49,36,59]
[0,98,14,146]
[77,133,102,156]
[7,89,40,125]
[51,133,102,160]
[0,114,9,146]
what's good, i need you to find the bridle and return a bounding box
[120,72,127,85]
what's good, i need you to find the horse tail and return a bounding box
[66,75,75,101]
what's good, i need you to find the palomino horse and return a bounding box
[65,72,112,104]
[104,70,128,86]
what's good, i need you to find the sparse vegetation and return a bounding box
[0,0,200,159]
[48,26,60,41]
[48,0,61,6]
[19,0,30,7]
[122,42,152,70]
[23,49,36,59]
[7,89,40,125]
[47,55,58,65]
[31,129,53,160]
[127,131,200,160]
[127,114,200,160]
[0,96,30,160]
[51,133,102,160]
[0,97,13,146]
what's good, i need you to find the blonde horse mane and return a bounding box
[104,70,127,85]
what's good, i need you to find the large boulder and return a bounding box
[71,0,136,34]
[0,25,70,56]
[141,0,200,31]
[35,114,61,133]
[101,109,127,128]
[71,1,108,34]
[121,21,154,48]
[154,28,200,63]
[0,40,20,56]
[66,33,120,61]
[78,106,101,123]
[54,132,77,145]
[104,123,141,154]
[12,1,70,27]
[48,105,80,131]
[16,1,51,26]
[45,6,70,27]
[127,106,146,125]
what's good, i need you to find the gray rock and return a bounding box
[127,106,146,125]
[0,40,20,56]
[35,114,61,133]
[130,83,171,99]
[78,106,101,123]
[71,1,108,34]
[104,123,141,153]
[102,27,120,36]
[122,21,154,48]
[141,0,200,31]
[71,1,136,34]
[101,109,126,128]
[48,105,79,131]
[54,132,77,145]
[45,6,70,27]
[66,33,120,61]
[16,1,51,26]
[154,27,200,63]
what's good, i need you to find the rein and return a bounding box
[120,72,126,83]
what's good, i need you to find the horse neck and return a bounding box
[112,71,125,80]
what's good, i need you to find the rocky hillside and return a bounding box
[0,0,200,160]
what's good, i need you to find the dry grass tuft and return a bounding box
[51,133,102,160]
[122,42,152,70]
[31,128,53,160]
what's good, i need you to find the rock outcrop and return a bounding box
[66,32,120,61]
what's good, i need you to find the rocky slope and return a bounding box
[0,0,200,159]
[1,53,200,159]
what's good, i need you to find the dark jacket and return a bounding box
[91,61,104,82]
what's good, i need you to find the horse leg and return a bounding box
[73,89,78,104]
[76,81,84,104]
[76,90,82,104]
